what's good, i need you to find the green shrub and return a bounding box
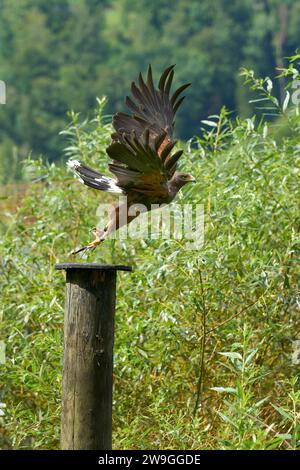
[0,67,299,450]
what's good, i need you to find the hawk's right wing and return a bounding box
[112,65,190,144]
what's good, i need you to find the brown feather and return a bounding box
[112,65,190,142]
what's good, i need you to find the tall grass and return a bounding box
[0,67,299,450]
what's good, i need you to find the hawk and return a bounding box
[68,64,195,254]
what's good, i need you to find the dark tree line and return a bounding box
[0,0,299,182]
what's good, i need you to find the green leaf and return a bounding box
[282,91,290,112]
[219,352,243,360]
[266,78,273,93]
[137,347,149,359]
[201,120,218,127]
[217,412,238,429]
[272,404,292,421]
[244,348,258,365]
[210,387,237,394]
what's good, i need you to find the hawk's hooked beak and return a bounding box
[187,175,196,183]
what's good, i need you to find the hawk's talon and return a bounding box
[87,238,102,250]
[71,235,104,255]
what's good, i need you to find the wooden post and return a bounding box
[55,263,132,450]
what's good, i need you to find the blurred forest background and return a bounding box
[0,0,300,450]
[0,0,300,182]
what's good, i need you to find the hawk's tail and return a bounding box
[67,160,123,193]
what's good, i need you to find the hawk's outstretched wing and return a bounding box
[67,64,192,254]
[112,65,190,142]
[107,129,183,199]
[107,65,189,192]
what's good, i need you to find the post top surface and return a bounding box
[55,263,132,272]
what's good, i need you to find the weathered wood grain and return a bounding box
[56,264,131,450]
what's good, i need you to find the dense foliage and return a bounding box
[1,0,300,182]
[0,67,299,449]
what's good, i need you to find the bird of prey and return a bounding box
[68,64,195,254]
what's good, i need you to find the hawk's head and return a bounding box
[171,172,196,190]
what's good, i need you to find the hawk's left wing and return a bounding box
[107,129,183,199]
